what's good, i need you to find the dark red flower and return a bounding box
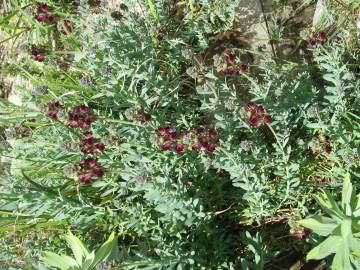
[292,232,303,241]
[46,111,58,120]
[80,174,92,184]
[34,54,45,62]
[96,143,105,152]
[264,115,272,125]
[323,145,332,154]
[75,105,90,114]
[49,101,61,111]
[208,129,219,140]
[160,143,172,151]
[192,144,201,152]
[206,143,217,153]
[197,127,206,135]
[247,102,257,110]
[225,66,238,75]
[35,14,47,22]
[83,131,93,138]
[175,144,186,154]
[303,228,312,237]
[78,117,92,129]
[140,113,151,122]
[167,132,177,141]
[37,3,49,13]
[45,13,56,24]
[248,114,260,128]
[156,128,167,136]
[91,168,104,178]
[239,64,248,73]
[318,32,327,42]
[308,38,317,46]
[83,157,98,168]
[67,121,79,128]
[81,137,95,145]
[226,53,236,65]
[59,29,67,35]
[199,138,209,148]
[256,105,265,116]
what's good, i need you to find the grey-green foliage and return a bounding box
[240,231,277,270]
[299,174,360,269]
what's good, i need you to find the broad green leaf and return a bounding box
[307,235,342,260]
[90,232,117,268]
[332,245,353,270]
[41,251,78,269]
[298,215,339,236]
[82,251,95,270]
[315,191,344,220]
[64,231,90,265]
[342,174,354,213]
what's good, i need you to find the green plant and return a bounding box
[299,173,360,269]
[41,231,118,270]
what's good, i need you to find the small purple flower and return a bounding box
[264,115,272,125]
[91,168,105,178]
[160,143,172,151]
[80,174,92,184]
[37,3,49,13]
[318,32,327,42]
[303,228,312,237]
[206,143,217,153]
[247,102,257,110]
[225,66,238,75]
[323,145,332,154]
[256,105,265,116]
[292,232,303,241]
[239,64,248,73]
[208,129,219,140]
[308,38,317,46]
[226,53,236,65]
[156,128,167,136]
[175,144,186,154]
[248,114,260,128]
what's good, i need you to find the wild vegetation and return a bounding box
[0,0,359,269]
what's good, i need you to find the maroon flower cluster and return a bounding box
[222,52,248,75]
[67,105,95,129]
[30,45,46,62]
[137,108,151,122]
[34,3,56,24]
[156,127,219,154]
[45,101,62,119]
[44,102,105,184]
[308,32,327,46]
[242,102,272,128]
[292,228,312,241]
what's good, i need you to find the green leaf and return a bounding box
[332,245,353,270]
[307,235,342,260]
[298,215,339,236]
[146,0,159,23]
[90,232,117,268]
[41,251,78,270]
[315,191,344,220]
[82,251,95,270]
[342,174,354,212]
[64,231,90,265]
